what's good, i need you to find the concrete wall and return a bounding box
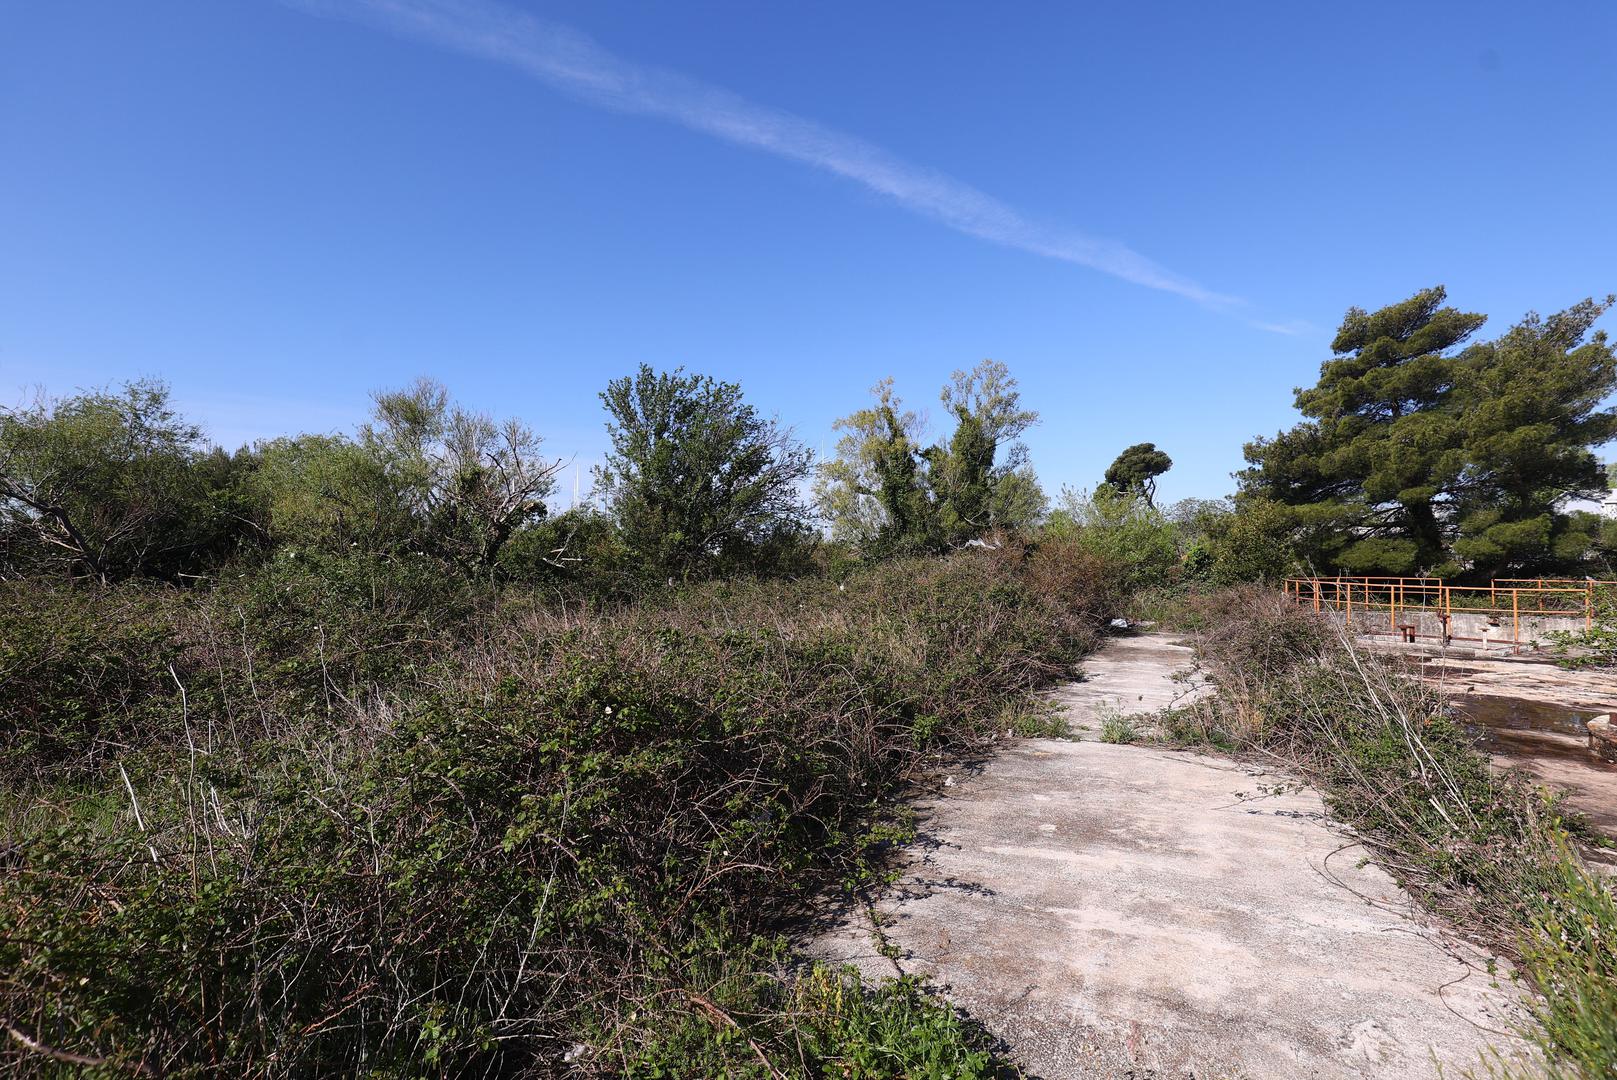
[1320,608,1586,650]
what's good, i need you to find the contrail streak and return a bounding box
[291,0,1243,309]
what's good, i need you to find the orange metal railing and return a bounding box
[1281,575,1611,650]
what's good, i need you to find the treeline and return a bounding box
[0,359,1056,591]
[0,367,815,589]
[8,285,1610,594]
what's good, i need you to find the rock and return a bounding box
[1589,715,1617,763]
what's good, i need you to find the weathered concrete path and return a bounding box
[1044,631,1208,721]
[811,634,1530,1079]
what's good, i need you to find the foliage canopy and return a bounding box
[1241,287,1616,577]
[814,360,1045,554]
[1102,442,1173,506]
[596,364,814,578]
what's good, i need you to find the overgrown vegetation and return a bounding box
[3,285,1613,1074]
[1175,589,1617,1077]
[0,364,1131,1075]
[0,531,1117,1075]
[1550,587,1617,670]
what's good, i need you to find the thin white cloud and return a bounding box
[289,0,1248,309]
[1248,319,1316,336]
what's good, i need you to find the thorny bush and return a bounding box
[0,536,1115,1076]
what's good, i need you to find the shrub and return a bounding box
[1097,710,1137,744]
[1549,586,1617,670]
[0,548,492,790]
[0,545,1111,1075]
[0,581,186,780]
[1046,485,1180,593]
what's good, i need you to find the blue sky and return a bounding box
[3,1,1615,504]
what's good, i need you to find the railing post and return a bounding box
[1512,588,1520,652]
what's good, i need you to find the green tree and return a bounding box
[596,365,813,578]
[1102,443,1173,506]
[817,362,1045,556]
[1242,286,1487,574]
[927,360,1042,543]
[1243,289,1617,578]
[812,378,937,554]
[0,380,246,582]
[988,462,1048,533]
[251,379,560,572]
[250,433,397,553]
[364,379,560,570]
[1208,497,1303,584]
[1448,297,1617,576]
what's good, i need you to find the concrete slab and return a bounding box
[1397,651,1617,848]
[1409,652,1617,715]
[1047,632,1208,723]
[811,740,1532,1078]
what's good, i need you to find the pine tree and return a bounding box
[1241,287,1617,577]
[1450,297,1617,575]
[1102,443,1173,506]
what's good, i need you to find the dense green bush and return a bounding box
[1045,485,1180,593]
[0,538,1116,1075]
[0,583,188,779]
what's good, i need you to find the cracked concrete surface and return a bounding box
[810,634,1533,1079]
